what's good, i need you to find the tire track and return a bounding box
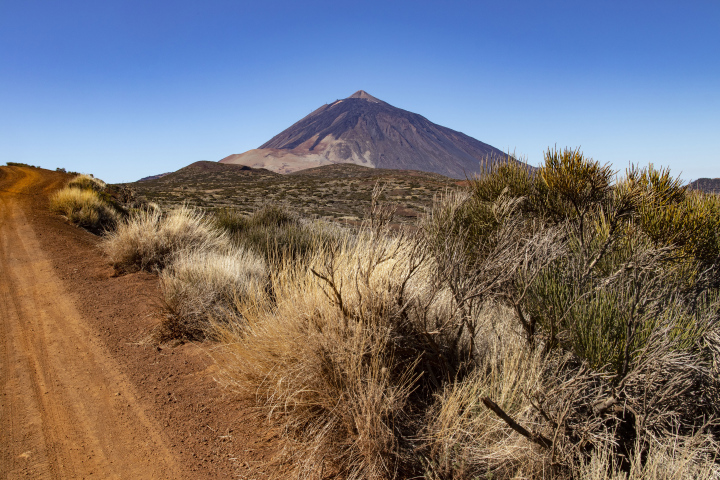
[0,167,182,479]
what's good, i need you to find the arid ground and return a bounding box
[0,166,273,479]
[129,161,462,225]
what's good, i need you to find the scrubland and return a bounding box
[95,150,720,479]
[129,161,457,226]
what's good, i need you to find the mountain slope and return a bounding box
[220,90,511,178]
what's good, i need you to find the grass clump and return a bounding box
[159,246,267,340]
[102,205,230,273]
[103,204,272,340]
[50,176,120,232]
[66,173,107,192]
[421,308,549,478]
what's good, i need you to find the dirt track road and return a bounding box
[0,167,182,479]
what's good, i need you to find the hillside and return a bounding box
[129,162,460,224]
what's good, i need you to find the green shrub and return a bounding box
[213,206,344,264]
[470,154,538,205]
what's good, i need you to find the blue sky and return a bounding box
[1,0,718,183]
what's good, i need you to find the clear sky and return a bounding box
[1,0,718,183]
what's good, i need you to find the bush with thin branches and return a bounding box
[214,227,456,478]
[417,148,720,477]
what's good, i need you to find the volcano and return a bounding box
[220,90,511,178]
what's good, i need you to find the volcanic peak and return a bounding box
[220,90,513,178]
[348,90,383,103]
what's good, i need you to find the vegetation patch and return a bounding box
[125,162,458,227]
[66,173,107,192]
[101,205,230,273]
[206,150,720,479]
[50,174,121,232]
[213,204,345,264]
[90,153,719,478]
[158,246,267,340]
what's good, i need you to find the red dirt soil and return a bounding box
[0,166,274,479]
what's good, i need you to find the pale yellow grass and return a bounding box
[102,205,230,272]
[67,173,107,192]
[423,307,550,478]
[213,232,434,479]
[576,434,719,480]
[159,246,267,339]
[50,186,119,230]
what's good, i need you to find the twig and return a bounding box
[482,397,552,449]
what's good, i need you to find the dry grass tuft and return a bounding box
[50,186,119,231]
[575,434,719,480]
[158,246,267,340]
[421,306,550,478]
[102,205,230,273]
[67,173,107,192]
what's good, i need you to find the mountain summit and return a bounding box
[220,91,510,178]
[347,90,384,103]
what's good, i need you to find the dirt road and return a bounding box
[0,167,182,479]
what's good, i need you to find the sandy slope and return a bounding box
[0,167,181,479]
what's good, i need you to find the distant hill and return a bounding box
[689,178,720,194]
[220,90,517,178]
[142,161,280,185]
[127,161,459,225]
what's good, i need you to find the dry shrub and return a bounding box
[50,186,119,231]
[214,231,436,479]
[102,205,230,273]
[422,305,550,479]
[159,246,267,340]
[417,150,720,477]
